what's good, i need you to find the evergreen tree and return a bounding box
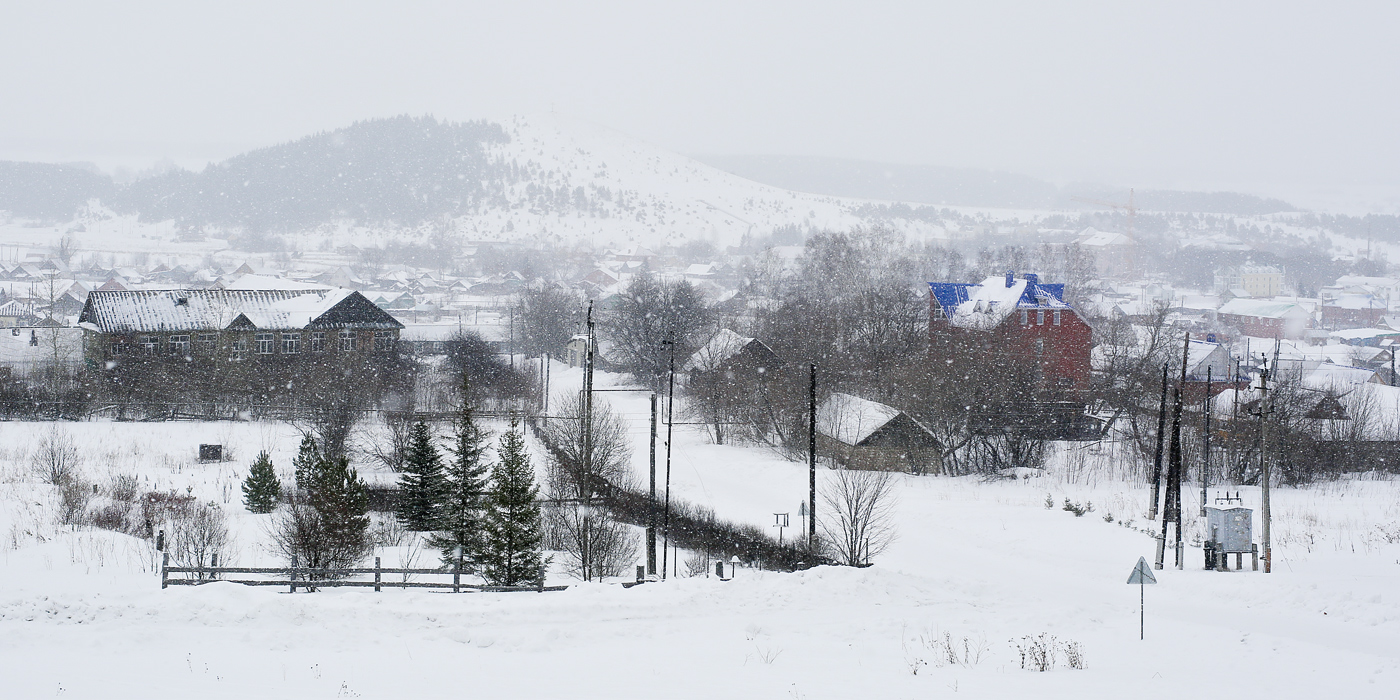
[293,434,320,492]
[396,421,448,531]
[427,378,491,568]
[241,451,281,514]
[307,453,372,567]
[482,418,546,586]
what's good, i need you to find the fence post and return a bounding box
[161,552,169,589]
[453,560,461,594]
[211,553,218,581]
[196,554,204,583]
[374,557,381,593]
[290,554,298,594]
[536,564,545,592]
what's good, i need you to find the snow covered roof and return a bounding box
[1217,298,1309,319]
[1185,340,1228,377]
[930,273,1071,330]
[220,274,332,291]
[817,393,933,447]
[1330,327,1400,342]
[1076,227,1132,247]
[1325,294,1385,310]
[683,328,768,372]
[79,289,403,333]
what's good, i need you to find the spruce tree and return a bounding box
[242,451,281,514]
[292,434,320,492]
[427,378,491,568]
[482,418,546,586]
[396,421,448,531]
[308,454,372,568]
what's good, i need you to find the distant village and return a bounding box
[2,225,1399,439]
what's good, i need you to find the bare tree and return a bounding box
[602,273,711,388]
[819,468,899,566]
[515,283,582,357]
[31,427,82,485]
[547,505,639,581]
[168,503,230,579]
[538,392,634,498]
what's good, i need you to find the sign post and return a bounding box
[1126,556,1157,640]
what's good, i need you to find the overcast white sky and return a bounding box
[3,2,1397,209]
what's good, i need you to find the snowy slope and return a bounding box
[460,114,869,249]
[1,408,1398,699]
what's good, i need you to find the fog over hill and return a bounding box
[5,115,1400,258]
[698,154,1299,216]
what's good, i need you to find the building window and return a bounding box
[196,333,217,354]
[1020,310,1029,325]
[1037,310,1045,325]
[282,333,301,355]
[169,335,190,356]
[310,331,326,352]
[255,333,275,355]
[373,330,395,351]
[139,335,158,354]
[231,336,248,361]
[1035,339,1045,356]
[1053,311,1061,326]
[339,330,357,352]
[110,341,127,357]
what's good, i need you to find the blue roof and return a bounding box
[928,279,1069,310]
[928,283,976,311]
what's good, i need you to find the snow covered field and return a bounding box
[2,373,1399,698]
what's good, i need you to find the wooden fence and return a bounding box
[160,553,566,593]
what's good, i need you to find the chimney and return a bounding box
[1005,271,1015,288]
[1024,273,1039,289]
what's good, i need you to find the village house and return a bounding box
[77,289,404,364]
[682,329,783,382]
[1215,298,1312,339]
[1321,294,1387,330]
[928,271,1094,394]
[816,392,943,474]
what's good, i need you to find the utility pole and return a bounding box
[1202,365,1211,516]
[582,301,595,582]
[1148,363,1168,521]
[808,363,817,552]
[1258,356,1272,574]
[1158,334,1188,570]
[662,335,677,580]
[648,393,658,576]
[1170,333,1188,569]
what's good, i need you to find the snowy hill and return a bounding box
[0,115,948,257]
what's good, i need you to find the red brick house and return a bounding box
[928,272,1093,395]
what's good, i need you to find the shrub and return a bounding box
[168,503,230,579]
[108,474,140,502]
[57,478,92,526]
[1062,498,1093,517]
[32,429,82,486]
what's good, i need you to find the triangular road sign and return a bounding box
[1127,556,1158,585]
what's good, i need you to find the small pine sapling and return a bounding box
[309,454,372,565]
[242,451,281,514]
[481,418,546,586]
[292,435,320,492]
[427,375,491,568]
[396,421,448,531]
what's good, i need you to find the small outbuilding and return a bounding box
[817,393,943,474]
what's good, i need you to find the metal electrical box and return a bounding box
[199,444,223,462]
[1205,506,1253,553]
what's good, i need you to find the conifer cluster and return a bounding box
[395,377,546,583]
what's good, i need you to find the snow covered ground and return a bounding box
[2,372,1399,698]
